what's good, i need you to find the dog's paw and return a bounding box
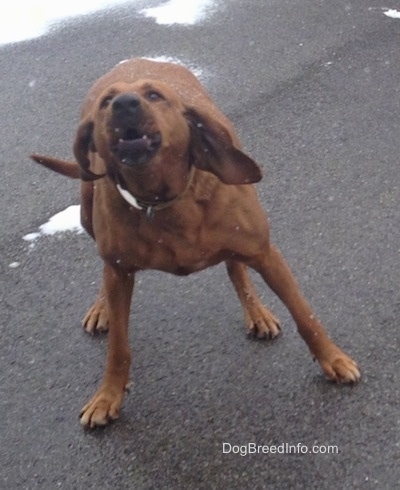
[82,297,109,334]
[80,386,126,428]
[318,350,360,383]
[245,305,281,340]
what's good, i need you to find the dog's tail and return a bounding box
[30,154,80,179]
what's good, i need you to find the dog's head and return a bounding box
[74,79,262,199]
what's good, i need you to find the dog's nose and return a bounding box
[112,93,141,115]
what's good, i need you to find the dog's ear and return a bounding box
[185,107,262,185]
[73,118,105,181]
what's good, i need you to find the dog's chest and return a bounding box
[95,204,222,275]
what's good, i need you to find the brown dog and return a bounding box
[31,58,360,428]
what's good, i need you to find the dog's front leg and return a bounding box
[80,264,134,428]
[251,244,360,383]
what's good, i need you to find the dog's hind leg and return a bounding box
[226,259,281,339]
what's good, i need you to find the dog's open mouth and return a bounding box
[111,128,161,166]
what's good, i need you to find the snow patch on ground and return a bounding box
[0,0,131,45]
[23,205,83,242]
[0,0,218,46]
[384,9,400,19]
[140,0,215,25]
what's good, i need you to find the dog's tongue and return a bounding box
[117,137,151,154]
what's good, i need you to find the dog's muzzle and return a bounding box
[109,93,161,166]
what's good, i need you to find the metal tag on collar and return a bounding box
[146,206,155,221]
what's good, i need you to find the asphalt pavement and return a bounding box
[1,0,399,488]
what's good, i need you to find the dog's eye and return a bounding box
[146,91,164,102]
[100,95,113,109]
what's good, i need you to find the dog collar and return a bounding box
[115,166,195,220]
